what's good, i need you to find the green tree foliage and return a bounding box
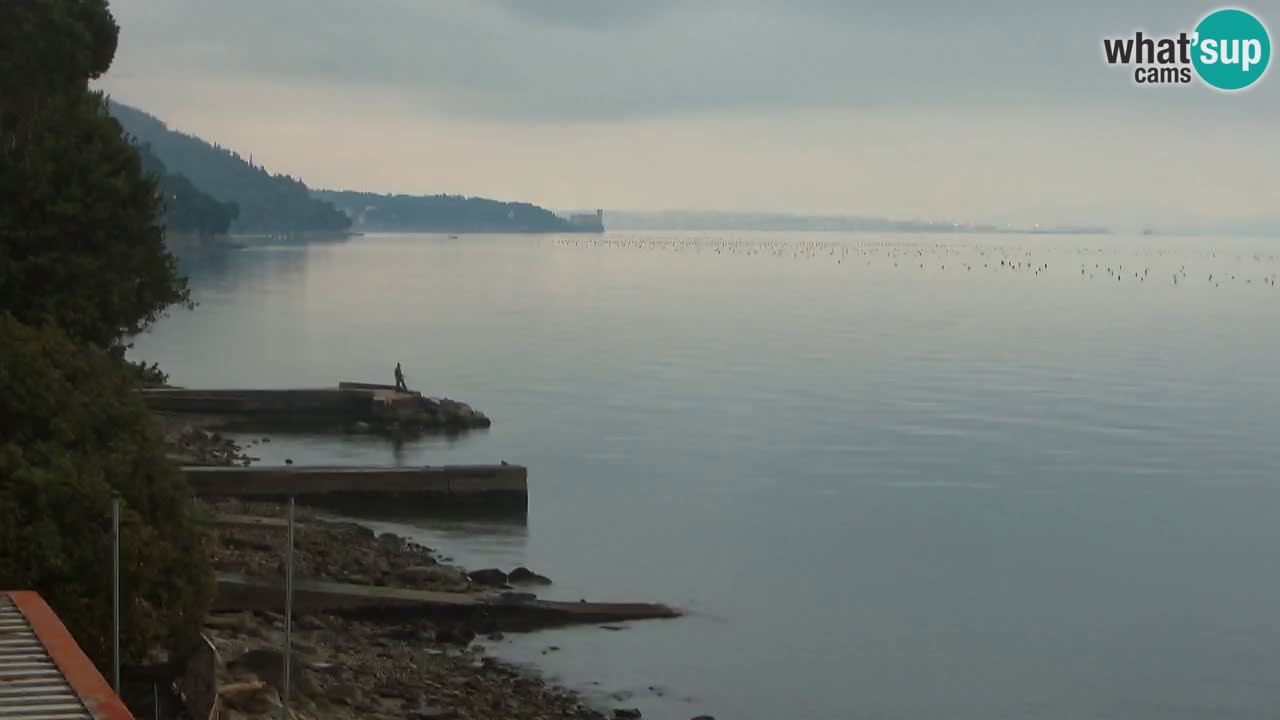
[126,358,170,388]
[0,315,213,667]
[0,90,189,348]
[0,0,117,97]
[0,0,212,672]
[1,1,190,349]
[317,189,577,232]
[109,102,351,235]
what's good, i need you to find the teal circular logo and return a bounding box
[1192,8,1271,90]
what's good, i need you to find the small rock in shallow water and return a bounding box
[614,709,642,719]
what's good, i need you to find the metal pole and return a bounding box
[281,497,294,720]
[112,497,120,695]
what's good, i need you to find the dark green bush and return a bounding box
[0,315,213,667]
[125,359,170,388]
[1,0,190,350]
[0,0,212,672]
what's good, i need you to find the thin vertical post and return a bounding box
[112,497,121,695]
[281,497,295,720]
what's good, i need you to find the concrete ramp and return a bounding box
[183,464,527,508]
[214,574,680,629]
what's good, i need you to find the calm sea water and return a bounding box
[134,231,1280,720]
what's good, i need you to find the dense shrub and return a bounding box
[0,0,190,350]
[0,315,213,666]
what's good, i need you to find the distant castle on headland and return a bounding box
[565,209,605,233]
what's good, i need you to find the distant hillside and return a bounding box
[317,190,598,233]
[134,143,238,238]
[109,102,349,235]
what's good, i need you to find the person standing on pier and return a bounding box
[394,362,408,392]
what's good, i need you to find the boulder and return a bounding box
[467,568,508,587]
[221,684,283,715]
[415,706,458,720]
[204,612,249,630]
[226,648,315,697]
[614,710,642,719]
[435,623,475,646]
[296,614,327,631]
[326,682,363,707]
[401,565,464,586]
[508,567,552,586]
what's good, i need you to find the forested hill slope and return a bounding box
[316,190,577,233]
[109,101,349,235]
[134,143,238,238]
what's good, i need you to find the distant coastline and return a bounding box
[317,190,605,234]
[602,210,1109,235]
[344,223,604,234]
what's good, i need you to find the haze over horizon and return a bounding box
[99,0,1278,230]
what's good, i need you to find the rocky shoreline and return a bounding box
[158,421,689,720]
[203,499,607,720]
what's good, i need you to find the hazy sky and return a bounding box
[98,0,1277,228]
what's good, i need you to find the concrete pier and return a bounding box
[143,388,373,419]
[143,383,491,431]
[213,573,681,628]
[183,464,527,506]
